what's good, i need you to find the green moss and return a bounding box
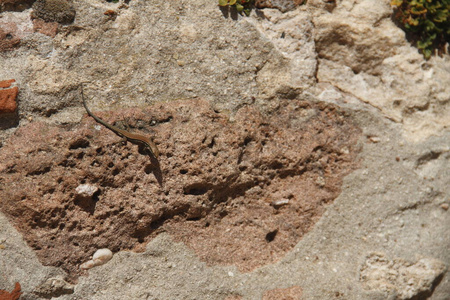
[391,0,450,59]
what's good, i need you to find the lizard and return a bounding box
[81,85,160,159]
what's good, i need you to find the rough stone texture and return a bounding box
[309,0,450,142]
[33,277,74,299]
[0,0,449,299]
[0,97,360,281]
[225,296,243,300]
[158,100,361,273]
[0,0,33,12]
[31,0,75,24]
[360,253,446,300]
[262,286,302,299]
[32,18,58,37]
[255,0,305,12]
[0,8,35,51]
[0,22,21,51]
[247,7,317,96]
[0,212,66,299]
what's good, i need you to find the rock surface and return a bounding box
[310,0,450,142]
[360,253,446,300]
[0,0,449,299]
[0,98,360,281]
[31,0,75,24]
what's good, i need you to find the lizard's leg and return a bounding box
[121,117,132,145]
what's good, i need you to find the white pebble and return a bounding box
[75,184,98,197]
[80,248,113,270]
[271,199,290,208]
[93,248,113,264]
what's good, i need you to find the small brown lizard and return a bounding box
[81,85,159,159]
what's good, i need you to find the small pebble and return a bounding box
[75,184,98,197]
[368,136,381,143]
[271,199,289,209]
[80,248,113,270]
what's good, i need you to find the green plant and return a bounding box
[391,0,450,59]
[218,0,255,16]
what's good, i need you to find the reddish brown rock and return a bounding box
[0,80,18,113]
[103,9,117,19]
[263,286,303,300]
[0,79,15,88]
[0,282,22,300]
[0,26,20,52]
[0,98,361,282]
[32,18,58,37]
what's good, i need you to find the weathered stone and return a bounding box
[0,9,34,52]
[248,8,317,95]
[32,18,59,37]
[225,296,243,300]
[310,0,450,142]
[360,253,447,300]
[0,25,20,51]
[31,0,75,24]
[255,0,305,12]
[33,277,74,299]
[0,97,361,281]
[0,0,449,299]
[0,0,33,12]
[263,286,302,300]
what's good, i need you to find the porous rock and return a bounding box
[0,98,361,281]
[0,0,448,298]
